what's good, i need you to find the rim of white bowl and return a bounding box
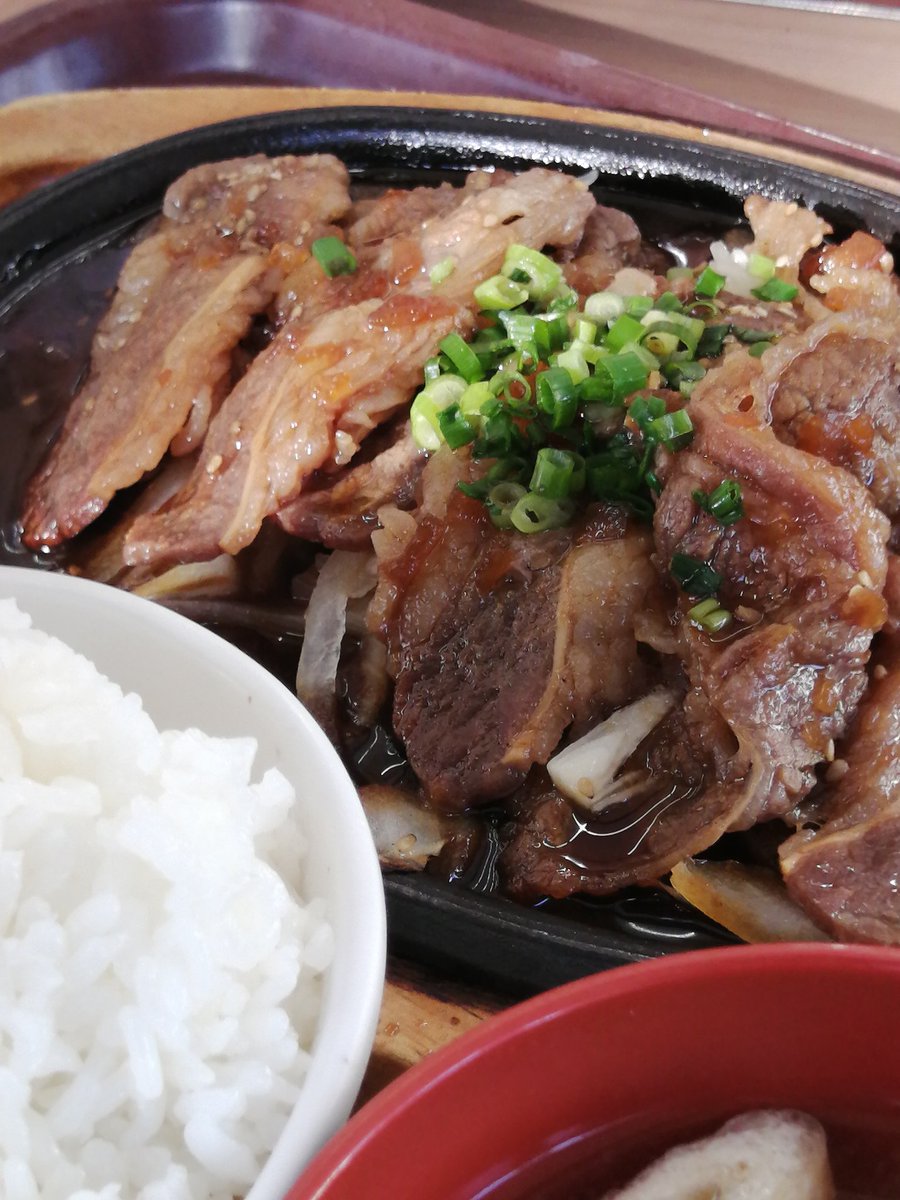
[0,565,387,1200]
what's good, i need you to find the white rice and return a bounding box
[0,598,333,1200]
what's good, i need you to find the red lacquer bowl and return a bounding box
[289,944,900,1199]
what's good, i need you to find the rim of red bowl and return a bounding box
[289,942,900,1198]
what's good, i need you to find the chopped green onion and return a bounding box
[499,310,538,348]
[430,257,456,286]
[534,313,570,357]
[438,403,477,449]
[410,374,468,450]
[459,381,494,417]
[688,597,732,632]
[627,393,666,430]
[584,291,625,323]
[530,447,576,499]
[473,409,524,459]
[439,333,484,383]
[575,317,598,344]
[748,252,775,281]
[556,344,591,385]
[751,277,799,302]
[695,266,726,298]
[641,329,680,358]
[654,291,684,313]
[670,553,723,599]
[536,367,578,430]
[497,371,533,413]
[423,356,442,381]
[606,314,647,353]
[624,295,654,319]
[501,244,563,303]
[486,481,528,528]
[748,341,772,358]
[646,408,694,449]
[592,351,650,404]
[311,236,357,277]
[662,360,706,391]
[474,273,529,311]
[510,491,572,534]
[547,287,580,313]
[692,479,744,524]
[732,326,774,344]
[697,324,731,358]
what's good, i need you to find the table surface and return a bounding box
[0,80,896,1102]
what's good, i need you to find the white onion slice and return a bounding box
[547,689,676,813]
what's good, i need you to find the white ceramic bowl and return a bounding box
[0,564,387,1200]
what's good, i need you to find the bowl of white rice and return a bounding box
[0,564,387,1200]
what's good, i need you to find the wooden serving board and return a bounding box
[1,84,896,1097]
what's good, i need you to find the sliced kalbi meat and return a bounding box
[125,292,463,568]
[761,318,900,522]
[655,365,890,832]
[345,180,467,250]
[125,168,595,569]
[21,154,351,548]
[271,176,481,326]
[780,557,900,944]
[560,203,644,296]
[369,167,594,308]
[378,456,660,812]
[276,420,425,550]
[743,195,831,267]
[804,229,897,315]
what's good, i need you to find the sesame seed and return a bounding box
[206,454,223,475]
[577,777,595,799]
[873,664,888,681]
[825,758,849,782]
[825,738,835,763]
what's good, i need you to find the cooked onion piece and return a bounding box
[669,859,829,944]
[547,689,676,813]
[603,1110,834,1200]
[131,554,239,600]
[296,549,376,736]
[359,784,451,870]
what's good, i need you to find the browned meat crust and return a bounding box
[21,154,351,548]
[275,420,426,550]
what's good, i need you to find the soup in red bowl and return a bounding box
[288,944,900,1199]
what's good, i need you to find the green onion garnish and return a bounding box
[732,326,774,344]
[688,597,732,632]
[592,352,649,404]
[430,257,456,286]
[654,291,685,313]
[748,341,772,358]
[530,447,577,499]
[646,408,694,449]
[670,553,723,599]
[437,403,477,449]
[474,273,529,311]
[536,367,578,431]
[311,236,357,277]
[751,277,799,302]
[696,324,731,358]
[747,252,775,281]
[695,266,726,298]
[624,295,654,319]
[501,244,563,303]
[439,332,484,383]
[606,313,647,353]
[510,492,572,534]
[692,479,744,525]
[584,292,625,323]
